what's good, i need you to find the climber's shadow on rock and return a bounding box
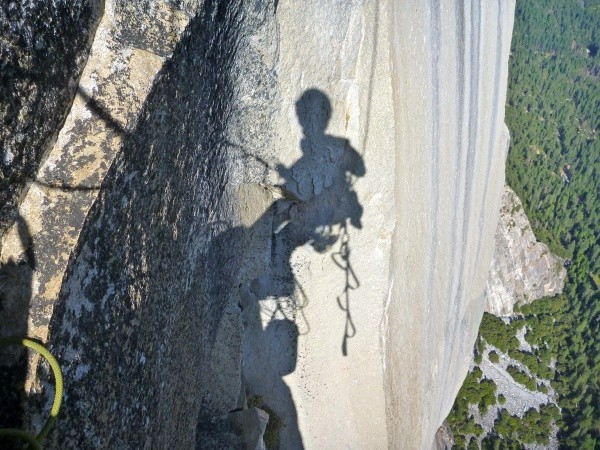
[244,89,365,302]
[239,89,365,448]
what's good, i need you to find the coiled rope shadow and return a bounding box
[0,337,63,450]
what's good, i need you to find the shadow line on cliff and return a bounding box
[42,1,246,448]
[77,88,127,136]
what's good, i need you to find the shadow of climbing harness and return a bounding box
[332,224,359,356]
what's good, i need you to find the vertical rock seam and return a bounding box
[384,1,516,448]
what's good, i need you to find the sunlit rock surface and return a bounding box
[1,0,516,448]
[485,186,567,316]
[384,1,515,448]
[1,0,193,346]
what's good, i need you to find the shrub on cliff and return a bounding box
[488,350,500,363]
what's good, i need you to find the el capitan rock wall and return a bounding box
[0,1,516,448]
[384,1,515,447]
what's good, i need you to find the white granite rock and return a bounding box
[384,1,516,448]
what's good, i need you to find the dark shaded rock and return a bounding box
[0,0,102,236]
[433,420,454,450]
[38,1,277,448]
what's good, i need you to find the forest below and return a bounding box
[447,0,599,447]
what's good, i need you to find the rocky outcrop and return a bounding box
[0,0,198,390]
[485,186,567,316]
[37,2,276,448]
[0,1,102,235]
[0,0,101,432]
[434,420,454,450]
[1,1,516,448]
[228,407,269,450]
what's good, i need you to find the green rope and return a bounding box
[0,337,63,449]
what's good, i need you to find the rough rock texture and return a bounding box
[434,420,454,450]
[383,1,516,448]
[0,0,198,394]
[0,0,102,432]
[485,186,567,316]
[38,2,276,448]
[1,1,516,448]
[0,0,102,235]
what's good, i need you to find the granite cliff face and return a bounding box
[0,1,516,448]
[384,1,515,447]
[0,1,102,235]
[485,186,567,316]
